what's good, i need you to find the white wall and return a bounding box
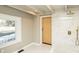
[33,16,40,43]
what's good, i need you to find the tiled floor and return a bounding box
[22,43,53,53]
[16,43,79,53]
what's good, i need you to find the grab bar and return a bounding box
[75,28,79,46]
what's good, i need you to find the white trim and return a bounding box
[40,16,42,44]
[40,15,52,17]
[40,15,52,45]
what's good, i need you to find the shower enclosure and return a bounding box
[53,15,79,53]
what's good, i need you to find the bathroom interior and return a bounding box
[0,5,79,53]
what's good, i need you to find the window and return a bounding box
[0,14,22,48]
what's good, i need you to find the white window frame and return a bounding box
[0,13,22,48]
